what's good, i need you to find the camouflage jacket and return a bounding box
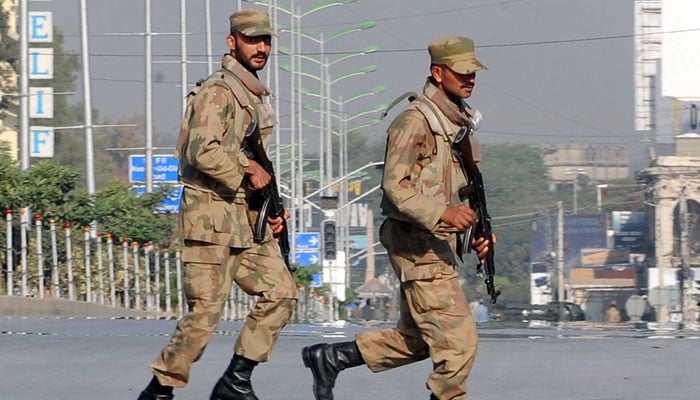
[380,80,477,235]
[176,54,276,248]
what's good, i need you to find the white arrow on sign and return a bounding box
[308,236,319,247]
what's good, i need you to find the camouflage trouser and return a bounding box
[149,239,298,388]
[356,219,478,400]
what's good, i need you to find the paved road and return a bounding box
[1,318,698,400]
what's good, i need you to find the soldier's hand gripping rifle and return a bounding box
[242,118,294,272]
[452,125,501,304]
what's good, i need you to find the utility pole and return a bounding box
[596,184,609,213]
[364,209,375,283]
[557,201,565,328]
[144,0,154,192]
[19,0,29,171]
[79,0,95,196]
[679,187,697,328]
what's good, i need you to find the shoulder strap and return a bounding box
[174,73,217,160]
[380,91,418,120]
[217,70,254,111]
[381,90,453,142]
[410,97,453,143]
[175,69,262,164]
[215,70,260,147]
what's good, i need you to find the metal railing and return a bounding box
[1,210,329,321]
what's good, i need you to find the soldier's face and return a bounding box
[227,33,272,72]
[431,65,476,102]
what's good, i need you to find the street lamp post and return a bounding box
[300,84,384,187]
[244,0,359,257]
[283,63,379,192]
[282,40,377,190]
[300,85,385,197]
[566,168,586,214]
[303,105,384,294]
[278,19,377,192]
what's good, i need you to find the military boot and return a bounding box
[137,376,174,400]
[301,341,365,400]
[210,354,259,400]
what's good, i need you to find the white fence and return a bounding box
[1,209,330,321]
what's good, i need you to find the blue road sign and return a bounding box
[132,185,183,214]
[295,251,321,267]
[294,232,321,250]
[129,154,179,183]
[311,272,322,287]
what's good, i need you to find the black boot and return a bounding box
[210,354,259,400]
[137,376,174,400]
[301,341,365,400]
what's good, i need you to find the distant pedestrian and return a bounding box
[362,298,375,321]
[475,299,489,323]
[605,300,621,323]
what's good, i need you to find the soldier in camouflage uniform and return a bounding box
[302,36,494,400]
[138,9,298,400]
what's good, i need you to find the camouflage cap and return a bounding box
[428,36,487,75]
[230,9,276,37]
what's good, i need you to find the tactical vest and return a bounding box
[174,69,275,199]
[404,95,474,207]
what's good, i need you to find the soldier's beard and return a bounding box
[240,54,268,73]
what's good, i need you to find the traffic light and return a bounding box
[322,219,337,261]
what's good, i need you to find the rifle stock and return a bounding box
[242,118,294,272]
[453,126,501,304]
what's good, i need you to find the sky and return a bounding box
[36,0,643,164]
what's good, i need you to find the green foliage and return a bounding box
[89,181,175,244]
[15,159,81,219]
[0,154,19,208]
[0,9,19,68]
[481,144,552,215]
[468,144,556,304]
[0,152,175,245]
[293,264,321,289]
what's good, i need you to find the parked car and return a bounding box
[522,301,586,322]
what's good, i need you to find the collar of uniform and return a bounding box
[221,53,272,98]
[422,79,470,128]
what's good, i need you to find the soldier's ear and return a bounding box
[430,64,443,84]
[226,34,236,52]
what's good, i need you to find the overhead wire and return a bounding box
[56,1,694,146]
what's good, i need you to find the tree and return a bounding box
[87,180,174,245]
[0,152,19,208]
[0,152,175,244]
[464,144,556,304]
[16,159,81,219]
[0,6,18,69]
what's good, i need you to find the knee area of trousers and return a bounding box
[278,297,297,313]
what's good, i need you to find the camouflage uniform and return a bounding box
[147,50,298,389]
[356,37,487,400]
[300,35,488,400]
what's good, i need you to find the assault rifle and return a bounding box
[242,118,294,272]
[452,125,501,304]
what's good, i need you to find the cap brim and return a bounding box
[239,28,278,37]
[449,58,487,75]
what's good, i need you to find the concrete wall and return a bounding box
[0,296,162,319]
